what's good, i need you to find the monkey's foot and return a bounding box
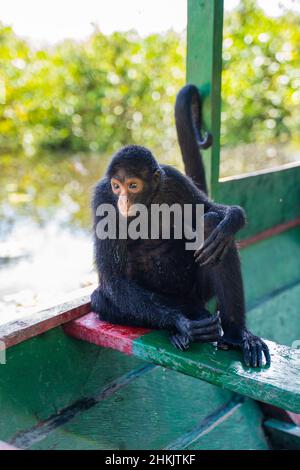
[218,330,271,368]
[170,333,190,351]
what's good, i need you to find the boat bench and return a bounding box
[1,286,300,450]
[3,293,300,416]
[64,304,300,449]
[63,310,300,415]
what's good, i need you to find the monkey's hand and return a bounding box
[218,330,271,368]
[194,225,233,267]
[171,312,222,351]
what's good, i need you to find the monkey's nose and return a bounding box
[118,196,130,216]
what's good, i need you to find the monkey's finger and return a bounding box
[208,243,230,267]
[243,342,251,367]
[190,313,221,329]
[196,241,227,267]
[194,333,222,343]
[194,233,225,261]
[192,324,223,336]
[194,240,222,264]
[256,344,263,368]
[198,225,219,249]
[261,341,271,366]
[217,243,230,262]
[250,342,258,368]
[170,334,190,351]
[194,231,222,258]
[194,228,222,253]
[204,324,223,335]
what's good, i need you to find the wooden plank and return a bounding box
[187,0,224,191]
[179,399,268,450]
[0,326,145,441]
[239,216,300,249]
[247,281,300,346]
[264,419,300,450]
[241,225,300,311]
[0,441,19,450]
[0,288,92,349]
[9,364,155,449]
[63,312,150,355]
[28,367,233,450]
[133,331,300,413]
[65,313,300,413]
[217,164,300,240]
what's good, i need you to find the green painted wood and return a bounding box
[248,282,300,347]
[239,225,300,347]
[218,166,300,239]
[0,327,144,441]
[31,431,108,451]
[241,225,300,310]
[133,332,300,413]
[186,399,268,450]
[187,0,224,191]
[264,419,300,450]
[187,1,300,234]
[30,368,233,450]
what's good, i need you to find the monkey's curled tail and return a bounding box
[175,84,212,194]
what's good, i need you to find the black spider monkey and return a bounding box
[91,84,270,368]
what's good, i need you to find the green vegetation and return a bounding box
[1,0,300,228]
[0,27,185,156]
[222,0,300,147]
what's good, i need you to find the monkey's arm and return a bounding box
[175,170,246,266]
[162,165,246,267]
[194,203,246,266]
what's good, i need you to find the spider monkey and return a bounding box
[91,84,270,368]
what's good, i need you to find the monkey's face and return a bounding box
[111,174,145,217]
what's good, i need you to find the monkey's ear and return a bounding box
[152,169,162,184]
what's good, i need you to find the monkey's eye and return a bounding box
[112,183,120,190]
[128,182,138,190]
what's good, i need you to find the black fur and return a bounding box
[91,85,270,367]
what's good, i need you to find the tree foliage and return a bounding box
[0,26,185,156]
[222,0,300,146]
[1,0,300,227]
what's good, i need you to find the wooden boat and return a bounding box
[1,0,300,450]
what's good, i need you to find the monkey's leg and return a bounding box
[198,213,270,367]
[91,282,220,342]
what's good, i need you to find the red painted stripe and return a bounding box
[0,441,19,450]
[287,411,300,426]
[63,312,150,355]
[238,217,300,249]
[260,403,300,426]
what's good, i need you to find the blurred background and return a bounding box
[1,0,300,323]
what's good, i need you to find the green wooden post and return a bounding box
[187,0,300,237]
[187,0,224,196]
